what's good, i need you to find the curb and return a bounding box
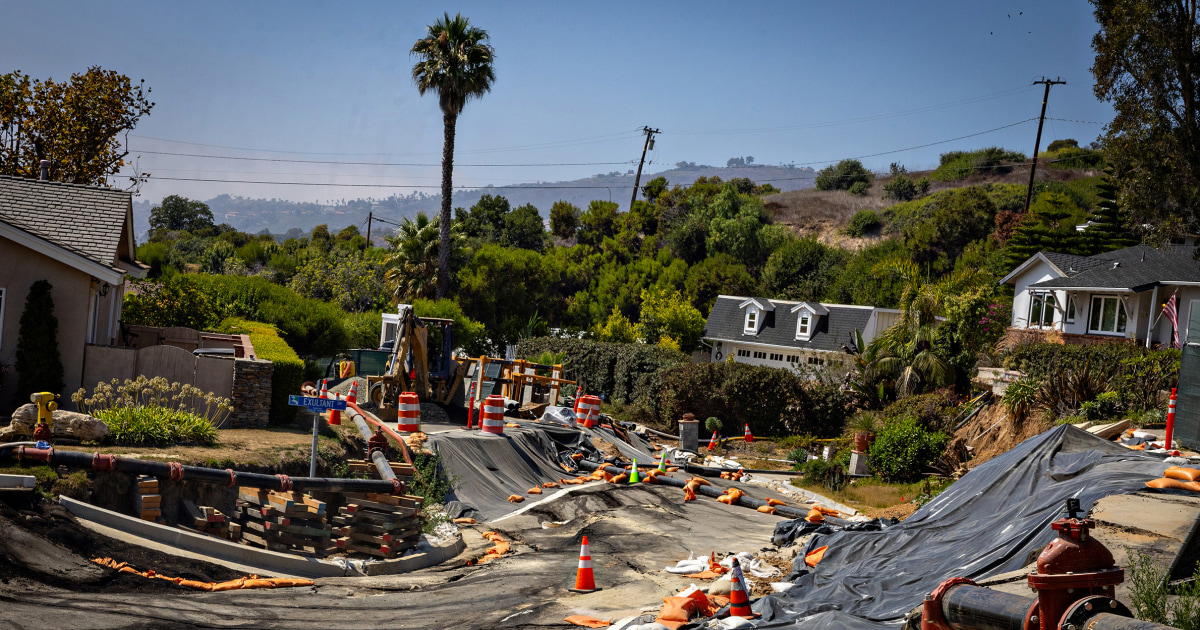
[363,533,467,576]
[59,496,347,578]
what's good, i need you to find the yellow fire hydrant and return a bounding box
[30,392,58,443]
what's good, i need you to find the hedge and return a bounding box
[514,337,687,404]
[652,362,848,438]
[190,274,349,357]
[219,318,304,424]
[999,342,1179,411]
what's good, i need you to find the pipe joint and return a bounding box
[922,577,976,630]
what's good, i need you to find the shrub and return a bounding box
[845,210,881,237]
[880,389,955,431]
[653,362,848,436]
[1000,343,1179,412]
[411,298,489,358]
[122,275,225,331]
[815,159,872,191]
[217,318,304,423]
[514,337,687,404]
[882,174,931,201]
[1002,377,1039,420]
[705,416,722,433]
[14,280,64,404]
[71,376,226,446]
[848,181,870,196]
[190,274,349,357]
[96,406,219,446]
[931,147,1026,181]
[869,416,949,482]
[1080,391,1122,421]
[801,457,846,491]
[786,448,807,464]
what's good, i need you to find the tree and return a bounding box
[1004,192,1087,267]
[549,200,582,240]
[384,212,463,303]
[684,253,756,313]
[596,307,638,343]
[456,194,509,242]
[902,186,996,271]
[1090,0,1200,242]
[577,200,620,247]
[636,287,705,352]
[0,66,154,185]
[761,237,845,300]
[1082,167,1139,254]
[641,176,668,204]
[148,195,214,233]
[1046,138,1079,152]
[411,13,495,298]
[456,244,548,354]
[503,203,545,251]
[814,159,872,191]
[14,280,64,401]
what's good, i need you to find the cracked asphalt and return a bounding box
[0,482,789,629]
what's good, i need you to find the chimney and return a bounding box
[39,160,50,181]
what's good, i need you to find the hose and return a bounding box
[346,401,420,480]
[0,442,38,449]
[576,459,837,524]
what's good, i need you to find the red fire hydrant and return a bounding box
[1025,498,1123,629]
[367,427,390,459]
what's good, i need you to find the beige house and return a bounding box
[0,174,146,410]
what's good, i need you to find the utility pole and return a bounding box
[1023,77,1067,213]
[365,211,372,248]
[629,126,660,212]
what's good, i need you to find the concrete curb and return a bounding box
[58,496,347,578]
[0,474,35,489]
[363,533,467,576]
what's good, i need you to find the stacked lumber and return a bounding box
[332,493,423,558]
[132,475,161,522]
[234,487,333,557]
[345,460,417,478]
[179,499,238,541]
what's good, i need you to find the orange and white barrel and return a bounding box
[397,392,421,433]
[481,394,506,435]
[574,395,601,429]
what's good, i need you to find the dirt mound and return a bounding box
[956,403,1050,467]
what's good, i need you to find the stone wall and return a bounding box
[230,359,273,428]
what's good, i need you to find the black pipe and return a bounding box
[941,584,1031,630]
[1082,613,1182,629]
[0,447,406,494]
[576,459,827,522]
[346,406,398,482]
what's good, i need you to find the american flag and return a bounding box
[1164,291,1180,348]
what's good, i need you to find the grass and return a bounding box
[791,475,952,510]
[55,425,339,468]
[97,405,219,447]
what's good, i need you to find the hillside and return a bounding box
[132,163,816,239]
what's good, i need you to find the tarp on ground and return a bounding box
[429,423,608,521]
[586,424,658,462]
[753,425,1170,629]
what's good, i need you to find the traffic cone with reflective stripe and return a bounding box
[707,431,718,451]
[346,380,358,405]
[744,423,754,443]
[729,557,757,618]
[629,460,640,484]
[657,452,667,473]
[329,393,342,426]
[569,536,601,593]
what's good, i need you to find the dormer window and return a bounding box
[744,308,758,334]
[798,313,810,337]
[790,302,827,341]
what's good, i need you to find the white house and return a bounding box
[1001,245,1200,347]
[700,295,902,373]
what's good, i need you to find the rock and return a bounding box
[6,404,109,442]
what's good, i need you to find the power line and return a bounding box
[128,149,635,168]
[774,118,1037,167]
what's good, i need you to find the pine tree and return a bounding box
[1082,167,1139,255]
[1003,192,1086,268]
[14,280,64,402]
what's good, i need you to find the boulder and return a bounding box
[1,404,109,442]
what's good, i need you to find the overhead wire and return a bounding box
[126,149,635,168]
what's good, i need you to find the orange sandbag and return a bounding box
[805,509,824,523]
[543,481,561,488]
[572,453,584,461]
[813,504,840,516]
[717,495,734,505]
[757,505,776,514]
[211,578,250,592]
[505,422,520,428]
[560,477,583,485]
[726,488,744,501]
[805,545,829,567]
[644,474,658,484]
[684,486,696,501]
[610,473,628,484]
[766,498,787,507]
[270,578,316,587]
[602,471,615,482]
[453,517,477,524]
[507,494,525,503]
[687,477,711,487]
[1166,466,1200,482]
[667,467,679,472]
[1146,478,1200,491]
[563,615,611,628]
[528,486,543,495]
[178,579,214,590]
[656,595,700,628]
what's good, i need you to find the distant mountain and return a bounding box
[132,163,816,240]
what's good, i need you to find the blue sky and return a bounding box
[1,1,1111,203]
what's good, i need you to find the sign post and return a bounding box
[289,395,348,478]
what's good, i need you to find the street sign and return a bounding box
[289,395,347,413]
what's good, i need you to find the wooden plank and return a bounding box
[332,514,418,531]
[339,505,418,522]
[241,530,268,548]
[263,521,331,537]
[271,491,327,513]
[336,526,421,545]
[333,518,420,537]
[344,498,418,515]
[133,494,161,508]
[345,492,421,509]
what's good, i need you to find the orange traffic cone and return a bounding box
[569,535,601,593]
[744,423,754,443]
[729,557,757,618]
[346,380,358,405]
[329,393,342,426]
[707,431,718,451]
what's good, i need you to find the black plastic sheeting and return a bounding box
[752,425,1170,629]
[429,422,607,521]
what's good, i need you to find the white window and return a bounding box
[737,349,750,358]
[786,355,798,363]
[86,289,99,344]
[752,351,766,359]
[1065,294,1076,323]
[744,308,758,334]
[797,313,810,338]
[0,286,5,350]
[1028,292,1056,329]
[769,352,783,361]
[1088,295,1128,335]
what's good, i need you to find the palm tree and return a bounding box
[384,212,463,303]
[869,258,985,396]
[411,13,495,299]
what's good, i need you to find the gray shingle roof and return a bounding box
[702,295,871,352]
[0,174,131,270]
[1029,245,1200,291]
[1042,252,1107,277]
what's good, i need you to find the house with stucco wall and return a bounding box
[1000,244,1200,347]
[0,174,146,411]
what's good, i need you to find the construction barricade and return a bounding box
[397,392,421,433]
[481,394,506,436]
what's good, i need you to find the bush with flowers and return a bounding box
[71,376,228,446]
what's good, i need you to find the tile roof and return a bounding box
[1029,244,1200,290]
[0,174,131,270]
[702,295,872,353]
